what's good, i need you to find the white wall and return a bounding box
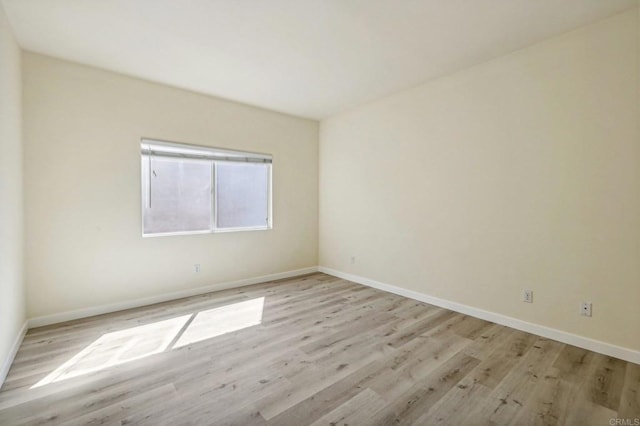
[0,4,25,380]
[23,53,318,319]
[320,9,640,352]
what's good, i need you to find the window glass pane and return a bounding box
[216,162,270,229]
[142,156,212,234]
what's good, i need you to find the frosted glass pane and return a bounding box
[216,163,269,229]
[142,156,212,234]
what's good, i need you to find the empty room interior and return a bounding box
[1,0,639,425]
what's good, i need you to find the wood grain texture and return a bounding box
[0,273,638,425]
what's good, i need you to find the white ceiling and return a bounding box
[2,0,637,119]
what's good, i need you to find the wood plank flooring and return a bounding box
[0,273,638,425]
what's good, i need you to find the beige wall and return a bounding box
[320,9,640,351]
[23,53,318,319]
[0,5,25,372]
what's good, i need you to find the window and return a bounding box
[141,139,272,236]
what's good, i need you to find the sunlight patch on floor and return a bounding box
[32,297,265,388]
[174,297,265,348]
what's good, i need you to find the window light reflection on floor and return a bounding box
[32,297,265,388]
[173,296,264,348]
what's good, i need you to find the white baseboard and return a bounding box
[28,266,319,328]
[318,266,640,365]
[0,321,28,389]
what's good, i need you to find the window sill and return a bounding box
[142,226,272,238]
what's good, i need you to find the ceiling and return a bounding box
[2,0,637,119]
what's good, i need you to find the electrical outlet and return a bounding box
[350,256,356,265]
[522,290,533,303]
[580,302,592,317]
[194,264,200,273]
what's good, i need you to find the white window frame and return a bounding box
[140,138,273,238]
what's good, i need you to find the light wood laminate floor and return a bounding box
[0,273,638,425]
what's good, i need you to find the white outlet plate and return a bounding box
[522,290,533,303]
[194,264,200,273]
[581,302,592,317]
[350,256,356,264]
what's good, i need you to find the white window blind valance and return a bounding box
[141,138,272,164]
